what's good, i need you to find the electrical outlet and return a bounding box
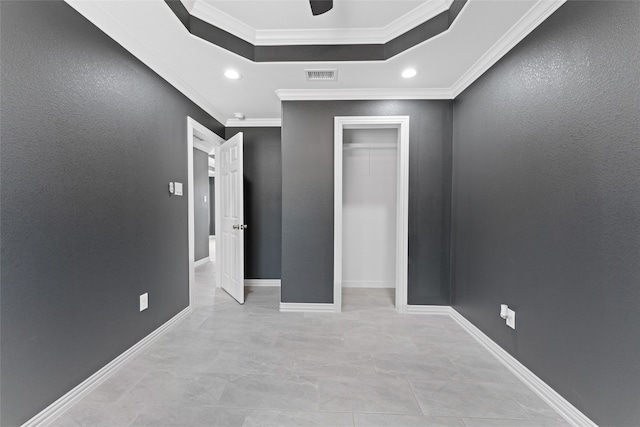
[506,308,516,329]
[500,304,516,329]
[140,293,148,312]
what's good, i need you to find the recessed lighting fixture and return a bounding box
[401,68,418,79]
[224,69,241,80]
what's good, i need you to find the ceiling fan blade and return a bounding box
[309,0,333,16]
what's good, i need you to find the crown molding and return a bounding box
[225,118,282,127]
[181,0,197,13]
[275,88,454,101]
[190,0,452,46]
[450,0,567,98]
[381,0,452,42]
[275,0,565,102]
[66,0,227,126]
[190,0,257,44]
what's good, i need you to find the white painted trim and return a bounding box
[279,302,336,313]
[450,0,567,97]
[214,144,222,288]
[448,308,597,427]
[192,0,451,46]
[245,279,281,287]
[193,137,216,154]
[187,121,195,309]
[276,88,453,101]
[334,116,410,314]
[194,257,209,268]
[343,142,398,150]
[187,117,224,305]
[65,1,227,125]
[381,0,452,43]
[343,281,395,289]
[225,118,282,128]
[404,305,452,315]
[22,307,191,427]
[190,0,257,44]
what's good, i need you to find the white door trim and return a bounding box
[334,116,410,314]
[187,117,224,308]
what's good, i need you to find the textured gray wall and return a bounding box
[281,101,452,304]
[451,1,640,425]
[0,2,223,425]
[193,149,210,261]
[209,177,216,235]
[226,128,282,279]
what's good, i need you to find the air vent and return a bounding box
[305,69,338,82]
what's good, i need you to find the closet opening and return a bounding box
[342,128,398,310]
[334,116,410,314]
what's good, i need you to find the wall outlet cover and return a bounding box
[506,308,516,329]
[140,293,148,312]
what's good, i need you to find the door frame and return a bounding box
[334,116,410,314]
[187,117,224,308]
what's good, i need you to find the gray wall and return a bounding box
[226,128,282,279]
[281,101,452,304]
[0,2,223,425]
[209,177,216,235]
[193,148,210,261]
[451,1,640,425]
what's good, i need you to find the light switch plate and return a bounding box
[204,195,207,203]
[174,182,183,196]
[140,293,148,312]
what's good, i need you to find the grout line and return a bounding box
[405,378,426,416]
[125,404,147,427]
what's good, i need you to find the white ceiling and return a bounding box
[189,0,451,44]
[197,0,429,31]
[65,0,566,126]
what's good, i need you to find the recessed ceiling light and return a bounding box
[401,68,418,79]
[224,69,241,80]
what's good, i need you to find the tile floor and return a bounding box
[50,262,570,427]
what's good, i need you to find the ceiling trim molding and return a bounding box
[450,0,567,98]
[166,0,467,62]
[66,0,227,125]
[275,0,566,103]
[190,1,257,44]
[381,0,452,44]
[225,118,282,127]
[275,88,454,101]
[191,0,453,46]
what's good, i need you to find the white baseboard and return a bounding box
[194,258,210,267]
[279,302,336,313]
[245,279,281,287]
[448,308,597,427]
[404,305,452,315]
[343,280,395,289]
[23,307,192,427]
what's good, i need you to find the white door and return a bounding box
[219,132,245,304]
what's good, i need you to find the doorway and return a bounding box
[187,117,223,308]
[334,116,410,313]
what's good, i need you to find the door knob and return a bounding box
[233,224,248,230]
